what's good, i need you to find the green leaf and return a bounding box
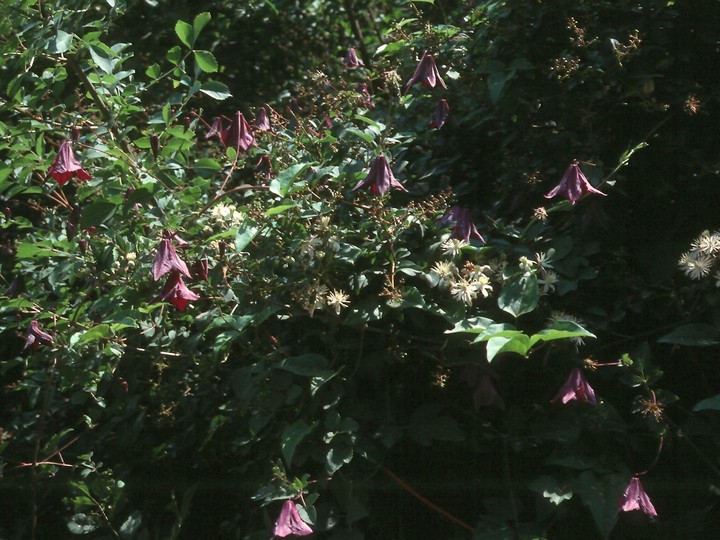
[693,394,720,412]
[486,334,530,361]
[145,63,161,79]
[194,50,218,73]
[199,80,232,100]
[16,242,59,259]
[234,221,259,252]
[498,272,538,318]
[265,204,297,216]
[529,321,596,348]
[281,420,316,467]
[88,44,115,74]
[270,163,309,196]
[78,324,112,345]
[174,20,194,48]
[80,200,118,228]
[326,436,354,475]
[658,324,719,346]
[445,316,494,334]
[487,71,511,104]
[50,30,73,54]
[193,12,212,37]
[166,45,181,64]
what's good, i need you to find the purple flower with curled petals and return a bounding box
[431,99,450,129]
[619,476,658,517]
[405,51,447,92]
[152,235,191,281]
[205,116,228,144]
[443,205,484,243]
[551,368,597,406]
[153,271,200,311]
[47,141,91,186]
[225,111,255,152]
[352,156,407,195]
[273,500,313,537]
[342,47,364,68]
[24,320,53,351]
[544,161,606,205]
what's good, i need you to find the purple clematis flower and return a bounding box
[153,271,200,311]
[47,141,92,186]
[152,236,191,281]
[544,161,606,205]
[405,51,447,92]
[443,205,484,242]
[342,47,364,68]
[206,116,228,144]
[357,82,375,110]
[273,500,313,538]
[254,106,271,131]
[619,476,658,517]
[552,368,597,406]
[352,156,407,195]
[226,111,255,151]
[431,99,451,129]
[24,320,53,351]
[464,366,505,410]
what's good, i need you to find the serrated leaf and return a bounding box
[193,12,212,37]
[174,20,194,48]
[194,50,218,73]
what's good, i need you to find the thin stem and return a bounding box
[377,463,475,533]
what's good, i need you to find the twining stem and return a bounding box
[377,463,475,533]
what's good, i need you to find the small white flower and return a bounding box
[326,289,350,314]
[474,274,493,298]
[450,278,478,306]
[679,250,713,280]
[538,269,558,294]
[518,256,536,272]
[535,249,555,270]
[692,232,720,255]
[432,260,457,280]
[303,284,328,316]
[441,238,468,258]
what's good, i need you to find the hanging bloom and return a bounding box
[618,476,658,517]
[225,111,255,151]
[254,106,271,131]
[352,156,407,195]
[442,205,484,243]
[273,500,313,537]
[465,367,505,410]
[357,82,375,110]
[23,320,53,351]
[342,47,364,68]
[405,51,447,91]
[430,99,451,129]
[47,141,92,186]
[552,368,597,405]
[153,271,200,311]
[152,236,191,281]
[544,161,606,205]
[149,134,160,158]
[205,116,229,144]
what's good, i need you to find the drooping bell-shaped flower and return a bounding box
[618,476,658,517]
[254,106,271,131]
[352,156,407,195]
[431,99,451,129]
[153,271,200,311]
[47,141,92,186]
[24,320,53,351]
[273,500,313,538]
[205,116,229,145]
[342,47,364,68]
[357,82,375,110]
[152,235,191,281]
[544,161,606,205]
[405,51,447,91]
[225,111,255,152]
[443,205,484,243]
[464,366,505,410]
[551,368,597,406]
